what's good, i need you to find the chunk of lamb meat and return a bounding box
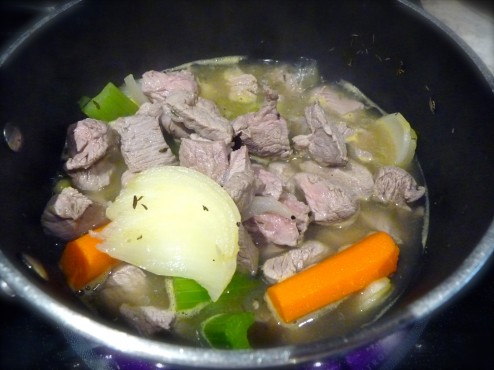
[299,159,374,200]
[41,187,108,241]
[165,91,233,143]
[138,101,194,139]
[232,93,292,158]
[224,67,259,103]
[243,212,299,247]
[179,138,231,184]
[224,145,252,178]
[294,172,359,225]
[310,85,364,116]
[262,240,328,283]
[279,192,310,235]
[267,161,297,194]
[113,114,177,173]
[68,159,116,192]
[237,224,259,276]
[141,70,198,102]
[98,264,150,314]
[63,118,119,191]
[224,172,257,217]
[373,166,425,208]
[119,304,175,337]
[64,118,116,170]
[252,164,283,200]
[222,146,256,215]
[292,102,347,166]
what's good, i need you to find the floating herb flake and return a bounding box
[133,195,144,209]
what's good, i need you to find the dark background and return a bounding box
[1,1,493,369]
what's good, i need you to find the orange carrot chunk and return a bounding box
[59,225,119,291]
[265,231,400,323]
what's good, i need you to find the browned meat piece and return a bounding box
[310,85,364,116]
[232,94,291,158]
[373,166,425,207]
[68,159,115,192]
[113,114,177,173]
[165,91,233,143]
[267,161,297,194]
[63,118,120,191]
[222,146,256,214]
[244,212,299,247]
[224,172,257,216]
[224,68,259,103]
[292,103,348,166]
[294,172,359,225]
[224,145,252,179]
[237,224,259,276]
[252,164,283,200]
[41,187,108,241]
[99,264,175,336]
[99,264,150,314]
[141,70,198,102]
[179,138,231,184]
[64,118,116,171]
[279,192,310,235]
[137,101,194,139]
[160,108,194,139]
[119,304,175,336]
[262,240,328,283]
[136,101,163,117]
[299,159,374,200]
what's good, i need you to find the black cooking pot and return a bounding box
[1,0,493,368]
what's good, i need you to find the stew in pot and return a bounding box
[40,57,427,349]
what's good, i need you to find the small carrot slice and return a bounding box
[265,231,399,323]
[59,225,119,291]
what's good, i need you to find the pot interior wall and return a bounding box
[1,0,493,348]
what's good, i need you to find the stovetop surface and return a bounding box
[1,1,493,369]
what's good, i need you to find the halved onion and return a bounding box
[97,166,241,301]
[347,112,417,168]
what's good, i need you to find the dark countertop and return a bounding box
[1,1,493,369]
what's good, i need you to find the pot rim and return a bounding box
[1,0,494,368]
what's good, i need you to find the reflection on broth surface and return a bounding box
[41,57,427,349]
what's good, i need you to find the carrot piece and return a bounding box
[59,225,119,291]
[265,231,399,323]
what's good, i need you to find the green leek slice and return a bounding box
[80,82,139,122]
[200,312,255,349]
[169,277,211,312]
[168,272,260,314]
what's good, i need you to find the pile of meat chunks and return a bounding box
[42,65,425,297]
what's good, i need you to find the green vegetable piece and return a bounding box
[80,82,139,121]
[201,312,255,349]
[214,272,260,307]
[169,272,260,313]
[171,277,211,311]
